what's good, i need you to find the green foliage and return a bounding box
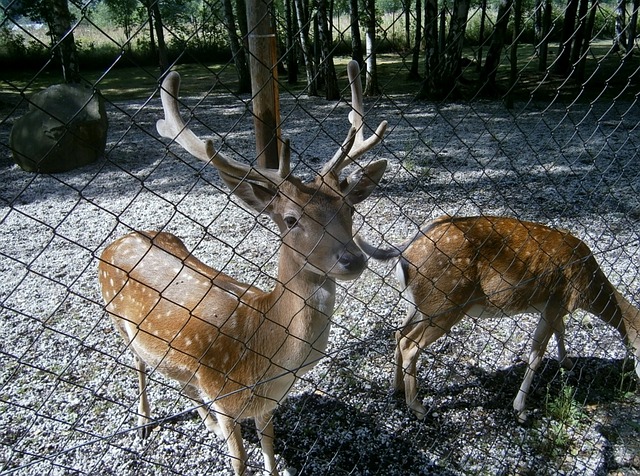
[101,0,140,38]
[545,381,584,426]
[525,375,587,462]
[0,25,49,69]
[167,0,228,56]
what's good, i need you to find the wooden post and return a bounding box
[246,0,281,169]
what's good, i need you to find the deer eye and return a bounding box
[284,216,299,229]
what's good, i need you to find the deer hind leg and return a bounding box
[589,287,640,378]
[255,411,279,476]
[393,307,418,394]
[134,356,153,438]
[513,307,562,423]
[554,319,574,370]
[396,308,462,420]
[181,384,222,438]
[216,410,250,476]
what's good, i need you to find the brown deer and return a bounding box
[357,215,640,423]
[98,61,387,475]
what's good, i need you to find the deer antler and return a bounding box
[321,61,388,176]
[156,71,289,187]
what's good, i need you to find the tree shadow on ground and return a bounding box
[272,391,458,476]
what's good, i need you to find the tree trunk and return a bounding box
[246,0,281,168]
[554,0,579,76]
[350,0,364,67]
[49,0,81,83]
[409,0,422,80]
[625,0,639,57]
[420,0,470,97]
[418,0,439,97]
[145,2,156,57]
[294,0,317,95]
[223,0,251,93]
[150,0,169,72]
[477,0,487,70]
[537,0,552,70]
[424,0,439,71]
[479,0,513,92]
[139,0,168,72]
[570,0,589,66]
[506,0,522,108]
[614,0,627,52]
[317,0,340,99]
[405,0,412,49]
[285,0,298,83]
[443,0,471,78]
[364,0,380,96]
[575,0,598,80]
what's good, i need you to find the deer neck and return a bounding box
[263,246,337,337]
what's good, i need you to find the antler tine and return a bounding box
[156,71,216,162]
[278,138,291,178]
[156,71,286,187]
[322,61,388,177]
[345,60,388,165]
[320,126,357,176]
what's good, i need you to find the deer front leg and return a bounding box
[182,384,222,438]
[217,411,251,476]
[134,356,153,438]
[397,310,460,420]
[513,311,556,424]
[255,411,279,476]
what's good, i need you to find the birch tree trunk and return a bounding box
[364,0,380,96]
[294,0,317,95]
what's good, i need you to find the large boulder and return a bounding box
[10,83,108,173]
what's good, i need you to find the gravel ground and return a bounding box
[1,83,640,475]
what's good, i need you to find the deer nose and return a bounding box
[338,249,367,272]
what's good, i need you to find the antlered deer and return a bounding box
[357,215,640,423]
[98,61,387,475]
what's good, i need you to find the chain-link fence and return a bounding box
[2,0,640,474]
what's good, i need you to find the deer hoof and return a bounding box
[515,408,530,426]
[137,424,153,439]
[560,356,575,371]
[410,402,427,420]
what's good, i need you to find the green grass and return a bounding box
[2,40,639,108]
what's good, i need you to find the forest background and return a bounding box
[2,0,639,105]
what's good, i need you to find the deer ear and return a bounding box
[342,159,387,205]
[218,171,277,214]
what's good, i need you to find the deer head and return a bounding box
[156,60,388,282]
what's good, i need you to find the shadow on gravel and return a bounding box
[272,392,458,476]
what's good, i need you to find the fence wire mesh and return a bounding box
[1,0,640,474]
